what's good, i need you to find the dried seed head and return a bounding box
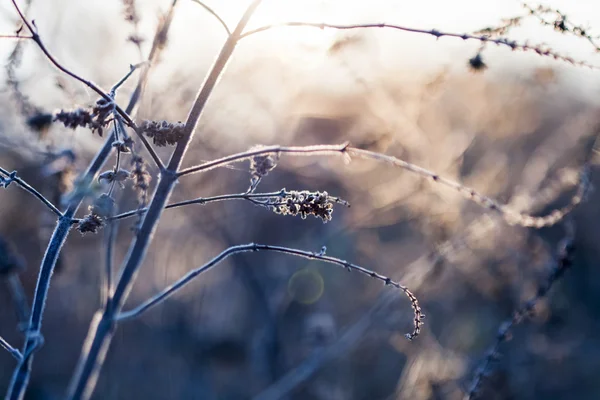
[140,120,185,147]
[268,190,349,223]
[77,213,104,234]
[54,97,115,136]
[131,155,151,204]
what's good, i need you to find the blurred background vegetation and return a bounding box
[1,1,600,399]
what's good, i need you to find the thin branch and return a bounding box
[116,243,424,340]
[109,61,147,95]
[464,228,575,400]
[102,189,344,222]
[239,21,599,69]
[5,0,173,393]
[9,0,165,170]
[0,167,62,217]
[177,143,588,229]
[0,336,22,362]
[254,292,395,400]
[0,33,33,39]
[176,143,351,176]
[190,0,231,36]
[347,148,590,228]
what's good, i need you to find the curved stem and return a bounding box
[115,243,422,342]
[190,0,231,35]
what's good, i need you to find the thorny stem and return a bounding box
[115,243,423,341]
[239,21,599,69]
[65,2,264,399]
[0,167,62,217]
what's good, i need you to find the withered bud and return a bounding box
[140,120,185,147]
[77,213,104,234]
[98,169,130,188]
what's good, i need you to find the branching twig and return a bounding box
[65,2,264,399]
[9,0,164,170]
[5,0,177,396]
[0,335,22,362]
[0,167,62,217]
[464,228,576,399]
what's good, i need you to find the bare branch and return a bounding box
[0,167,62,217]
[465,227,576,399]
[190,0,231,36]
[239,21,599,69]
[116,243,424,339]
[177,143,589,229]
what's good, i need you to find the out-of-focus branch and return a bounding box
[239,21,599,69]
[464,226,576,399]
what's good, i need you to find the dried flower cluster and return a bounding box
[77,194,115,234]
[139,120,185,147]
[54,98,115,136]
[130,155,151,204]
[267,190,349,223]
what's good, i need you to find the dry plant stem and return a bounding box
[6,0,174,394]
[0,167,62,217]
[9,0,163,170]
[6,138,114,400]
[65,3,263,399]
[464,233,575,400]
[115,243,422,342]
[0,335,22,361]
[239,21,598,69]
[190,0,231,35]
[105,190,303,221]
[178,144,586,228]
